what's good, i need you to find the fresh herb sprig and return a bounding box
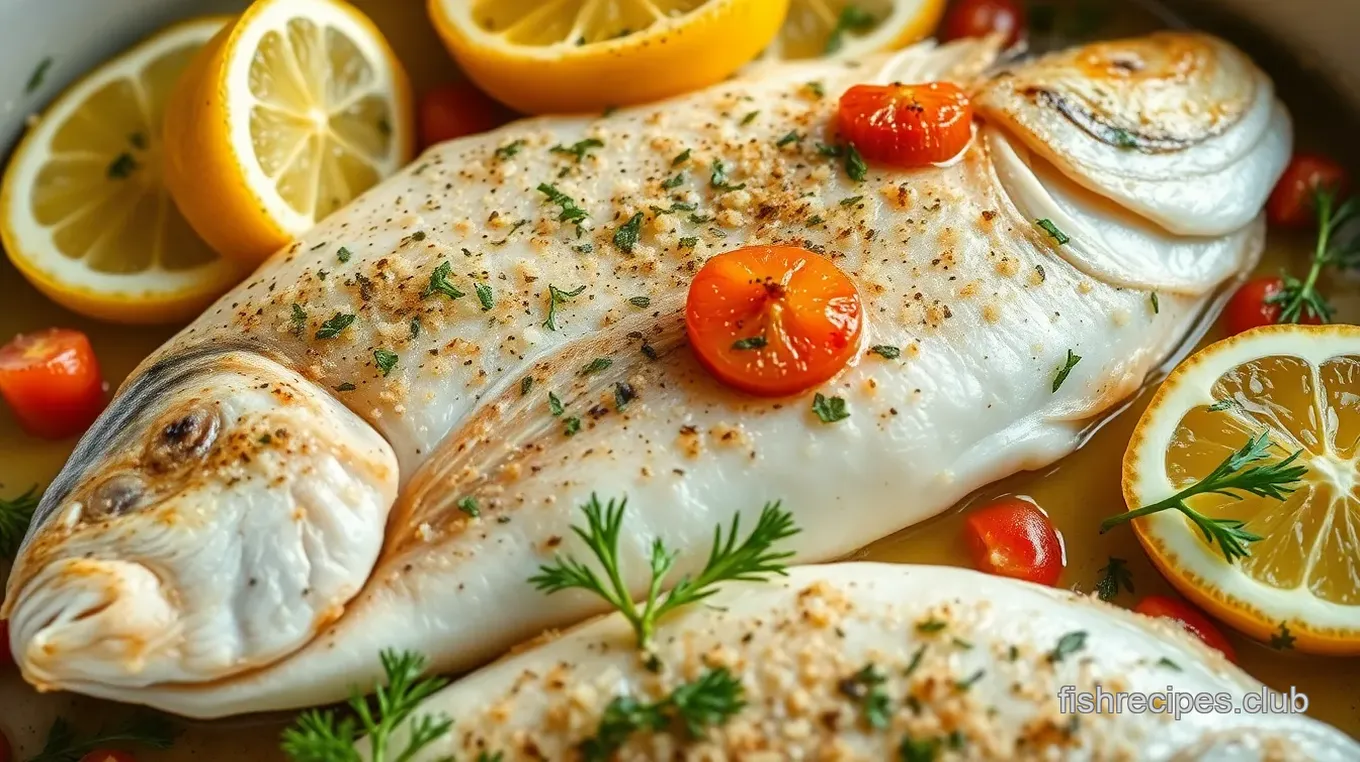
[529,495,799,649]
[281,650,453,762]
[28,715,178,762]
[1100,432,1306,562]
[0,485,40,557]
[1268,188,1360,324]
[581,668,745,761]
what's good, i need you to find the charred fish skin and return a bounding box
[3,32,1289,717]
[376,563,1360,762]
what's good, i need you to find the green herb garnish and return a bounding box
[1267,188,1360,324]
[709,159,746,192]
[26,57,53,94]
[1047,631,1088,663]
[1052,349,1081,392]
[1100,432,1306,562]
[740,110,759,125]
[662,173,684,190]
[315,313,356,340]
[628,296,651,308]
[543,283,586,330]
[563,416,582,436]
[613,212,644,253]
[679,236,699,249]
[28,715,178,762]
[731,336,766,350]
[844,144,867,182]
[494,139,526,160]
[580,668,745,761]
[520,376,534,396]
[812,392,849,423]
[581,357,613,376]
[548,391,565,416]
[475,282,494,311]
[1035,218,1070,245]
[538,182,589,234]
[840,195,864,207]
[1150,292,1159,314]
[776,131,801,147]
[373,349,398,377]
[290,304,308,336]
[529,494,799,649]
[1094,557,1134,602]
[869,345,900,359]
[0,485,40,558]
[457,497,480,517]
[422,261,466,300]
[672,148,691,166]
[838,663,890,729]
[337,246,352,263]
[551,138,604,163]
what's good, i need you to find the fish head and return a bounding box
[1,349,398,691]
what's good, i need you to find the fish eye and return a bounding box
[86,472,146,520]
[146,405,221,472]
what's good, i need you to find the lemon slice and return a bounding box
[428,0,790,115]
[764,0,946,61]
[162,0,413,265]
[0,17,246,325]
[1123,324,1360,655]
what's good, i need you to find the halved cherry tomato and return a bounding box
[418,80,516,150]
[1267,154,1349,228]
[1222,276,1323,336]
[942,0,1027,46]
[686,246,862,397]
[0,329,106,440]
[963,496,1064,586]
[77,752,136,762]
[838,82,974,168]
[1133,595,1238,662]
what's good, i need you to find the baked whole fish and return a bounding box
[3,32,1289,717]
[372,563,1360,761]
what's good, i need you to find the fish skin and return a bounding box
[373,563,1360,761]
[4,33,1288,717]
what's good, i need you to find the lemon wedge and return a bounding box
[0,17,245,325]
[765,0,946,60]
[1122,324,1360,655]
[428,0,790,115]
[162,0,413,266]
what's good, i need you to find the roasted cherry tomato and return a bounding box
[1267,153,1349,228]
[963,496,1064,586]
[1133,595,1238,662]
[837,82,974,167]
[0,328,106,440]
[941,0,1027,46]
[1222,276,1323,336]
[418,80,516,150]
[77,752,137,762]
[686,245,862,397]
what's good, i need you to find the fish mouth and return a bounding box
[3,350,399,692]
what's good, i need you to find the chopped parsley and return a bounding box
[840,195,864,207]
[409,317,421,338]
[709,159,746,192]
[475,282,494,311]
[955,669,986,691]
[1047,630,1088,663]
[806,214,824,227]
[1035,218,1070,245]
[838,663,890,729]
[1150,292,1160,314]
[581,357,613,376]
[423,261,466,300]
[337,246,352,263]
[1094,557,1134,601]
[26,57,53,94]
[410,230,427,242]
[548,391,565,416]
[662,172,684,189]
[374,349,398,377]
[679,236,699,249]
[1157,656,1182,671]
[457,496,480,517]
[521,377,534,396]
[898,735,941,762]
[776,131,801,147]
[812,392,849,423]
[538,182,589,234]
[732,336,766,350]
[825,5,877,54]
[309,241,328,251]
[563,416,582,436]
[816,142,843,158]
[613,212,644,253]
[804,81,825,98]
[649,201,697,215]
[543,284,586,331]
[869,344,901,359]
[844,143,868,182]
[628,296,651,308]
[290,304,308,336]
[1052,349,1081,392]
[315,313,356,339]
[494,139,526,160]
[903,645,927,677]
[916,618,947,634]
[107,152,138,179]
[740,110,759,125]
[1110,127,1139,148]
[579,668,745,761]
[671,148,691,166]
[551,137,604,163]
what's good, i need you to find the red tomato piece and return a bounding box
[1222,276,1323,336]
[837,82,974,168]
[0,329,106,440]
[1267,154,1349,228]
[418,80,516,150]
[77,752,136,762]
[686,245,863,397]
[941,0,1027,46]
[963,497,1064,586]
[1133,595,1238,662]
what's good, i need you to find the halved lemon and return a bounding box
[1123,324,1360,655]
[428,0,790,115]
[0,17,246,325]
[764,0,946,61]
[162,0,413,266]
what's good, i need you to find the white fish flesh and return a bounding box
[2,32,1289,718]
[371,563,1360,761]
